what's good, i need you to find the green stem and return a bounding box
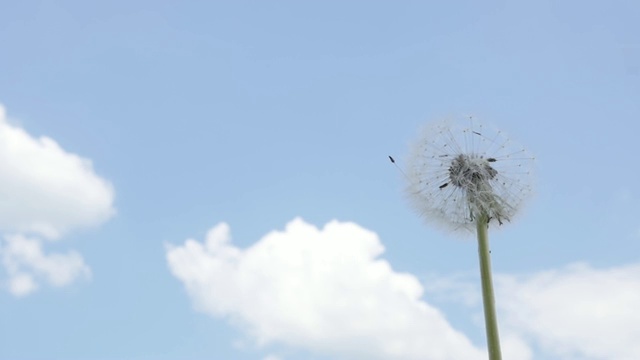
[476,214,502,360]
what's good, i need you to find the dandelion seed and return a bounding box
[405,117,534,233]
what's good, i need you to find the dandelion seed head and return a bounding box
[405,117,535,233]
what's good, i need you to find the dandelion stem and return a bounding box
[476,213,502,360]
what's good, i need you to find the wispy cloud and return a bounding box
[425,262,640,360]
[497,262,640,360]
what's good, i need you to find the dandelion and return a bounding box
[401,117,534,360]
[405,117,534,232]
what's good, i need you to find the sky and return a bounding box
[1,1,639,359]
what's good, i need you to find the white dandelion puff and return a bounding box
[400,116,535,360]
[405,117,534,233]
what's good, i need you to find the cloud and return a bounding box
[428,262,640,359]
[1,234,91,297]
[169,217,640,360]
[423,272,481,307]
[0,104,115,239]
[262,355,283,360]
[497,262,640,360]
[168,217,640,359]
[0,103,115,296]
[167,217,493,360]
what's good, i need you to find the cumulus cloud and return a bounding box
[0,103,115,296]
[167,217,491,360]
[497,262,640,360]
[1,234,91,296]
[0,104,115,239]
[167,216,640,360]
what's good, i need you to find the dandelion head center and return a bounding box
[448,154,497,189]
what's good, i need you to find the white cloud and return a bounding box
[169,217,640,359]
[7,272,37,297]
[0,103,115,296]
[1,234,91,297]
[423,272,481,307]
[0,104,115,239]
[262,355,283,360]
[497,262,640,360]
[167,217,492,360]
[423,263,640,359]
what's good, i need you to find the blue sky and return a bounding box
[1,1,639,359]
